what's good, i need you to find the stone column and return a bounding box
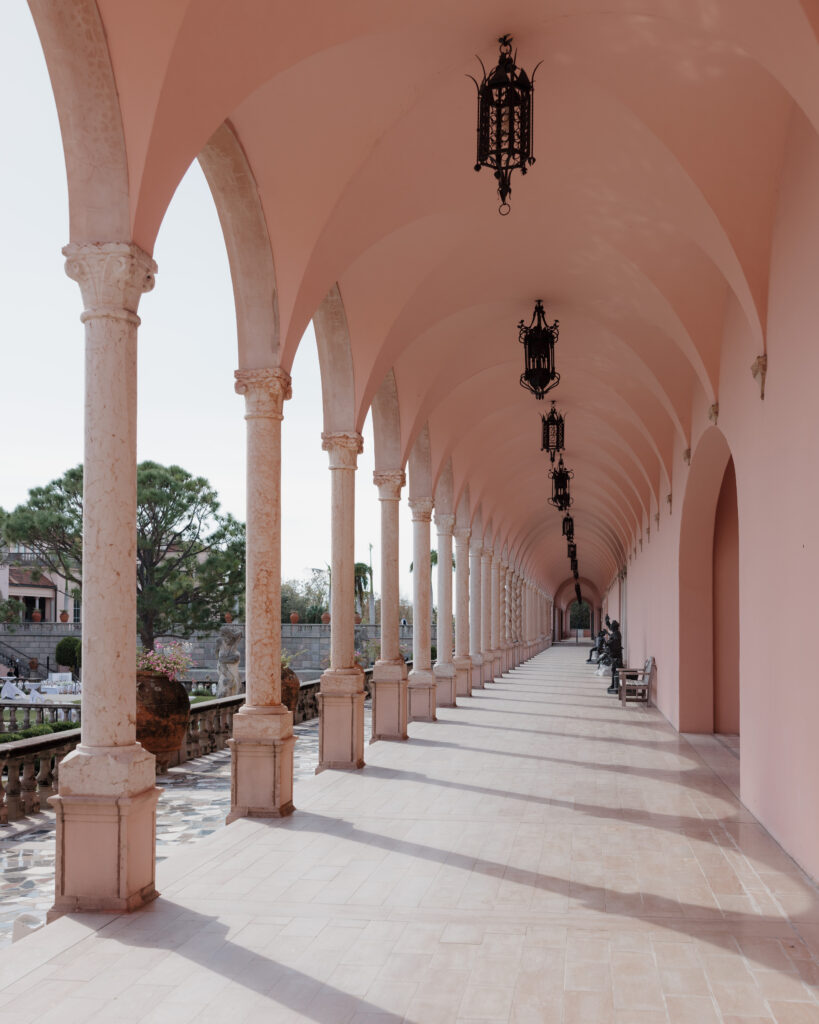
[51,242,159,918]
[318,432,365,770]
[433,512,456,707]
[469,536,484,690]
[481,547,493,683]
[510,572,519,668]
[408,499,436,720]
[371,471,408,741]
[228,367,294,822]
[490,553,502,680]
[499,562,509,675]
[453,526,472,697]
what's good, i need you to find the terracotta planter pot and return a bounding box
[354,613,362,624]
[289,611,299,624]
[31,610,42,623]
[29,658,38,671]
[59,611,69,623]
[136,670,190,773]
[321,612,330,624]
[280,664,301,713]
[224,611,233,623]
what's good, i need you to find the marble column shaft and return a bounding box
[433,512,456,707]
[490,553,501,680]
[318,432,365,770]
[469,537,484,690]
[481,547,493,683]
[228,367,294,821]
[52,242,159,918]
[453,526,472,697]
[408,499,436,720]
[371,471,408,741]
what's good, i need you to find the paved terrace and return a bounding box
[1,646,817,1024]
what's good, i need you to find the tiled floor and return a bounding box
[0,709,341,948]
[1,647,817,1023]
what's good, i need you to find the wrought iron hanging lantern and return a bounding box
[562,513,574,542]
[471,35,539,215]
[548,454,573,511]
[541,401,565,462]
[567,541,577,560]
[570,557,578,574]
[519,300,560,399]
[575,582,583,604]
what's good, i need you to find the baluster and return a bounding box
[0,710,6,735]
[5,758,22,820]
[52,746,70,794]
[22,707,31,730]
[0,757,7,824]
[8,708,18,733]
[189,713,201,759]
[36,749,54,801]
[215,706,228,750]
[35,707,44,726]
[21,757,39,815]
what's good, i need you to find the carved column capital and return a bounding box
[408,498,433,522]
[434,512,456,536]
[63,242,156,324]
[470,535,483,556]
[454,526,471,545]
[373,469,405,500]
[234,367,292,419]
[322,431,363,469]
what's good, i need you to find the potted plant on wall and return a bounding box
[136,641,193,773]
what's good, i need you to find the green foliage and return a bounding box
[569,600,591,630]
[0,720,79,745]
[281,569,329,622]
[0,597,23,625]
[55,636,81,672]
[4,462,246,650]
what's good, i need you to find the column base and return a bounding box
[227,706,295,822]
[49,743,159,919]
[492,650,503,680]
[408,668,437,721]
[470,653,484,689]
[371,659,408,742]
[317,668,365,771]
[433,662,457,708]
[454,655,472,697]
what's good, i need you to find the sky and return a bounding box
[0,4,419,605]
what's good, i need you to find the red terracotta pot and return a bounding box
[354,613,362,624]
[31,610,42,623]
[136,671,190,770]
[59,611,69,623]
[289,611,299,624]
[321,612,330,624]
[224,611,233,623]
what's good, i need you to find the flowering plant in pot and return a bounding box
[136,641,194,772]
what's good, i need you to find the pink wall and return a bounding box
[609,109,819,883]
[713,459,739,734]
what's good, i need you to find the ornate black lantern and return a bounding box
[548,455,573,511]
[471,35,538,215]
[541,401,565,462]
[575,583,583,604]
[562,514,574,542]
[519,300,560,399]
[567,541,577,560]
[570,557,578,574]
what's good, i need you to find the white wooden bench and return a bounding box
[617,656,653,706]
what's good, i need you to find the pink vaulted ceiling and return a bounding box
[89,0,819,594]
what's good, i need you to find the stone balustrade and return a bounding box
[0,703,81,733]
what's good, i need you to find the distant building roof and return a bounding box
[8,568,55,590]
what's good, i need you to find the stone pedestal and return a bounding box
[318,668,366,769]
[227,709,294,820]
[433,512,456,708]
[371,659,409,742]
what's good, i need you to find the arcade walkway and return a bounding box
[1,647,817,1024]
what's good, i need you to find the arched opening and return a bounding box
[569,599,592,636]
[678,427,734,732]
[713,457,740,737]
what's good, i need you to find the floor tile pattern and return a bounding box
[0,649,817,1023]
